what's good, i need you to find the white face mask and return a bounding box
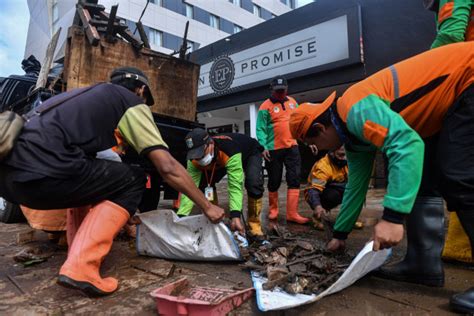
[197,151,214,166]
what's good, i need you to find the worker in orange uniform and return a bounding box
[425,0,473,48]
[304,145,363,230]
[0,67,224,297]
[256,76,309,224]
[424,0,474,264]
[289,42,474,313]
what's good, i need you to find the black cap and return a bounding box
[270,76,288,90]
[110,67,155,106]
[185,128,211,160]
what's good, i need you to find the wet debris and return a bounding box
[13,242,58,266]
[6,274,26,295]
[285,276,310,295]
[240,225,353,295]
[132,262,176,279]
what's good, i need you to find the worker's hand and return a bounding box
[203,204,225,224]
[231,217,246,235]
[309,145,319,156]
[124,223,137,238]
[372,219,403,251]
[326,238,346,252]
[262,150,271,162]
[128,215,142,225]
[313,205,325,219]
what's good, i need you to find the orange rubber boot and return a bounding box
[268,191,279,220]
[58,200,129,296]
[66,206,91,248]
[286,189,309,224]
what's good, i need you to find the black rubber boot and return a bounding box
[450,209,474,313]
[374,196,445,287]
[450,287,474,314]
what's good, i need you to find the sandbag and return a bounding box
[136,209,241,261]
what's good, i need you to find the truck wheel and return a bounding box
[0,197,26,223]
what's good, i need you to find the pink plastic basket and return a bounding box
[150,277,254,316]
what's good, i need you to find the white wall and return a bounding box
[196,102,263,137]
[102,0,230,54]
[25,0,84,62]
[25,0,293,68]
[186,0,264,28]
[253,0,292,15]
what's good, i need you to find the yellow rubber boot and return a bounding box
[442,212,473,263]
[268,191,279,220]
[248,197,264,236]
[58,200,129,296]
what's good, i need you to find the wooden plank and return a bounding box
[16,229,38,245]
[63,26,85,90]
[35,27,61,90]
[77,6,100,46]
[136,21,150,49]
[117,28,143,49]
[105,4,118,43]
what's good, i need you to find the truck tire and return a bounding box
[0,197,26,223]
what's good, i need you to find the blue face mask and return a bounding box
[197,152,214,166]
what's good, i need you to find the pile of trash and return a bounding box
[240,226,353,295]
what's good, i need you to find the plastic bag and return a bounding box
[136,209,242,261]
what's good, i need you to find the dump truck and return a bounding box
[0,2,202,223]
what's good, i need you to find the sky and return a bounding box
[0,0,30,77]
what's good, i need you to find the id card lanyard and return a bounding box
[204,162,217,201]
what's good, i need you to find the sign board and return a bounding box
[198,14,354,98]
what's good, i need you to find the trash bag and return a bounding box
[21,55,41,76]
[136,209,242,261]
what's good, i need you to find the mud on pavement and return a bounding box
[0,183,473,315]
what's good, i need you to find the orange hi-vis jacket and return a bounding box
[332,41,474,236]
[432,0,474,48]
[256,96,299,150]
[337,41,474,139]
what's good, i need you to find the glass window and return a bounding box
[233,24,242,34]
[210,14,220,29]
[253,4,261,17]
[148,28,163,47]
[150,0,162,5]
[232,0,242,7]
[185,3,194,19]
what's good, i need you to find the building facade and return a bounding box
[25,0,299,62]
[192,0,436,139]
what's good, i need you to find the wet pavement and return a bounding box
[0,182,473,315]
